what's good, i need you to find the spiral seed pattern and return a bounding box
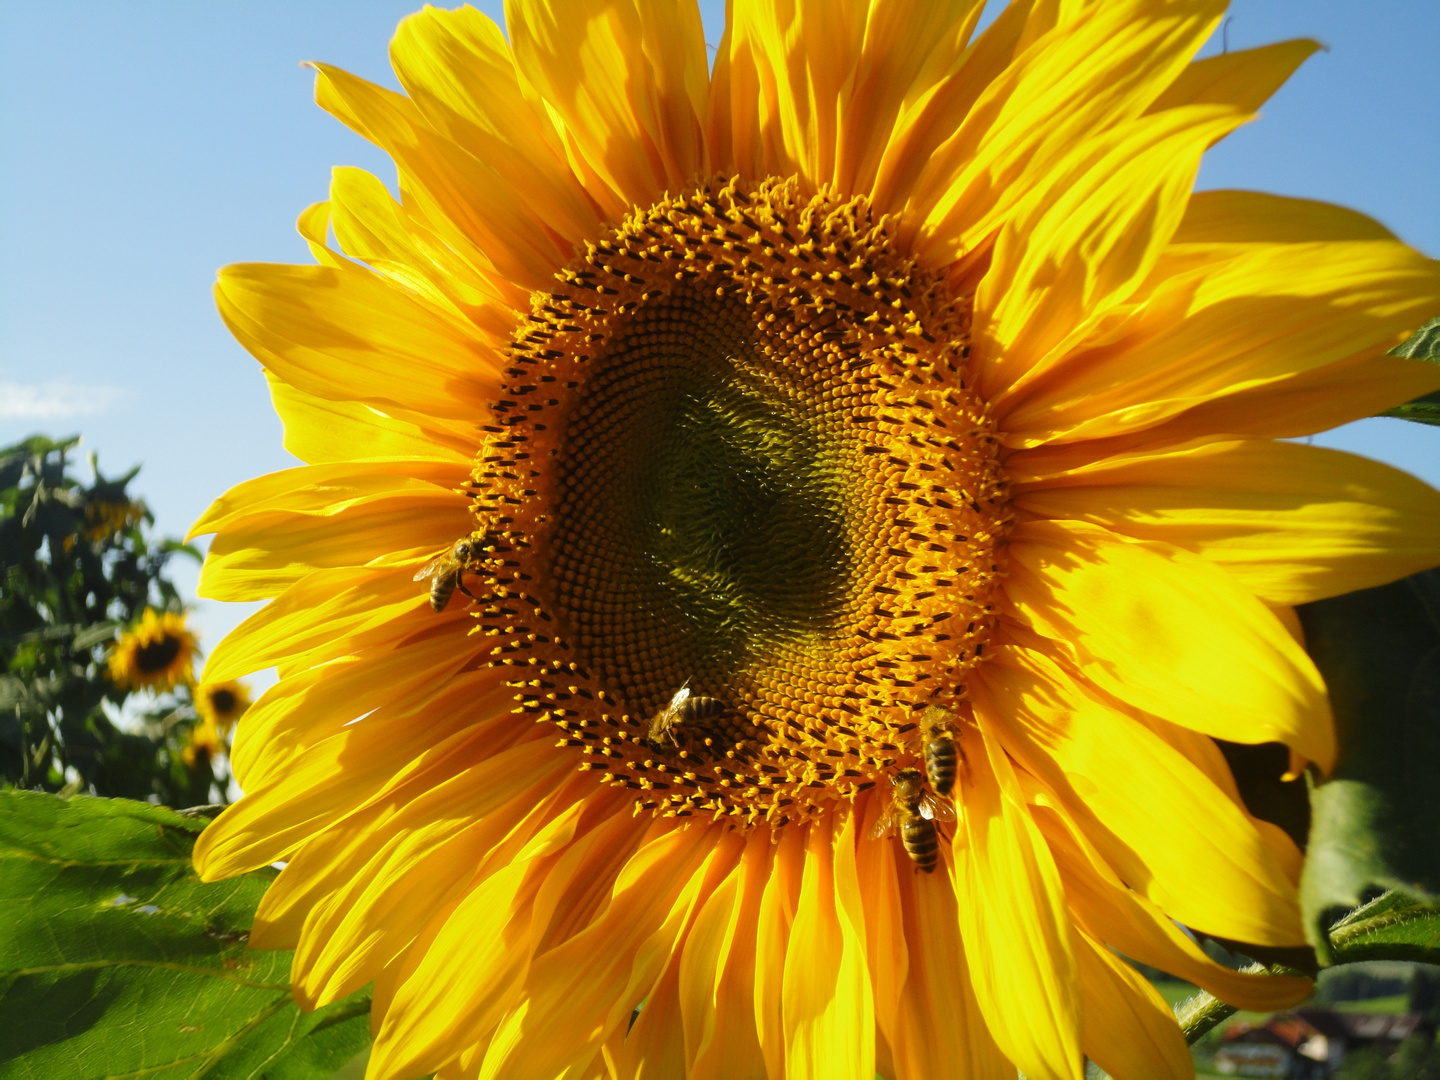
[463,176,1011,827]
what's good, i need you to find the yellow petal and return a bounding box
[834,0,986,197]
[853,789,906,1047]
[503,0,708,211]
[976,644,1304,945]
[727,0,867,188]
[1144,346,1440,445]
[1004,351,1440,485]
[215,262,503,424]
[680,835,770,1080]
[202,565,424,683]
[1037,806,1313,1011]
[1075,929,1194,1080]
[611,950,687,1080]
[191,460,467,539]
[1146,38,1318,115]
[264,374,476,466]
[781,813,875,1080]
[194,681,517,879]
[975,104,1248,400]
[327,166,518,344]
[906,0,1225,263]
[888,865,1011,1080]
[197,478,469,603]
[367,799,620,1080]
[997,234,1440,446]
[228,627,478,789]
[873,0,1059,215]
[754,826,806,1080]
[1004,519,1335,768]
[479,825,728,1080]
[1017,438,1440,604]
[287,741,576,1006]
[1173,188,1399,245]
[310,62,563,295]
[390,6,605,247]
[955,721,1083,1080]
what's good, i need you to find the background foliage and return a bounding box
[0,435,227,807]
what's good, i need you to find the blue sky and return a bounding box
[2,0,1438,668]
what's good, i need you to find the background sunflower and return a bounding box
[107,608,197,693]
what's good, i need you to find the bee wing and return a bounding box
[868,806,896,840]
[920,794,957,823]
[413,554,449,582]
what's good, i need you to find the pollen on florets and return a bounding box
[461,175,1011,828]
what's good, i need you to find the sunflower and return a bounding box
[191,3,1440,1078]
[107,608,196,693]
[84,499,145,542]
[195,679,252,734]
[182,717,226,770]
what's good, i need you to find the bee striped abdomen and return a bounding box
[900,817,940,873]
[677,695,725,722]
[429,576,458,612]
[924,735,958,797]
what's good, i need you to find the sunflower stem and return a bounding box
[1175,963,1263,1044]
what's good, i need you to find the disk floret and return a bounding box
[467,176,1012,827]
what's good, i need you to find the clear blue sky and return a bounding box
[2,1,1438,667]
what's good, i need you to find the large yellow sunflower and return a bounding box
[107,608,197,693]
[190,3,1440,1078]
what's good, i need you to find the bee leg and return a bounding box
[455,579,480,604]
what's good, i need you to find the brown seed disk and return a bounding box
[464,175,1011,828]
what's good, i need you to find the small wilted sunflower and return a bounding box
[107,608,196,693]
[192,3,1440,1078]
[85,499,145,542]
[195,679,252,734]
[182,717,226,770]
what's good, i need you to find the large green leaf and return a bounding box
[1295,570,1440,961]
[0,792,370,1080]
[1381,316,1440,425]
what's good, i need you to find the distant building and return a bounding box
[1215,1009,1433,1077]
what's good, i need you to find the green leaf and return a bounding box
[1327,890,1440,964]
[1379,389,1440,427]
[1391,316,1440,362]
[1380,317,1440,424]
[1295,570,1440,961]
[0,792,371,1080]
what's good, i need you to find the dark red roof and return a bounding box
[1225,1009,1430,1048]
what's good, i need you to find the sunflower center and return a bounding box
[210,689,236,714]
[135,635,182,674]
[551,292,851,707]
[466,176,1011,827]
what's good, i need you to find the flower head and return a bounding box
[107,608,196,693]
[85,499,145,542]
[192,3,1440,1079]
[195,679,251,734]
[182,717,226,769]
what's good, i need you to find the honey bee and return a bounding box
[919,705,960,797]
[413,538,478,612]
[870,768,956,873]
[646,682,726,747]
